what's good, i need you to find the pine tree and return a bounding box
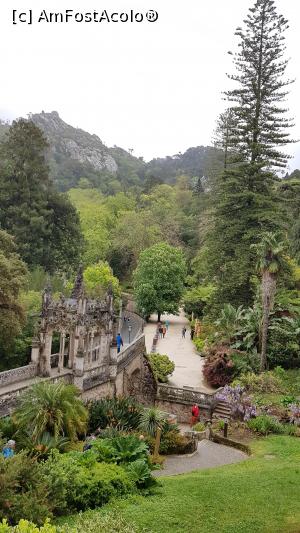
[0,119,83,272]
[206,0,293,311]
[0,119,51,267]
[226,0,294,168]
[213,108,240,169]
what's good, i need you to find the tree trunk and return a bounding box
[260,270,276,372]
[157,311,161,322]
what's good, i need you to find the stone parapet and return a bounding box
[0,363,38,388]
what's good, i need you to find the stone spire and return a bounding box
[71,264,84,299]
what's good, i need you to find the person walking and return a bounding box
[190,328,195,340]
[182,326,186,338]
[165,320,169,331]
[162,325,167,338]
[116,332,123,354]
[2,440,16,458]
[191,404,200,426]
[158,324,163,338]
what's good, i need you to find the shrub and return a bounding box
[41,451,134,512]
[0,453,52,526]
[125,459,157,489]
[0,418,17,440]
[233,371,283,393]
[88,397,142,433]
[216,385,257,421]
[247,415,284,435]
[0,518,69,532]
[193,422,205,432]
[289,404,300,426]
[147,353,175,383]
[203,345,237,387]
[90,435,149,465]
[193,338,206,354]
[69,462,134,510]
[153,430,195,455]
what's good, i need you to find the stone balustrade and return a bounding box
[0,363,38,388]
[156,383,222,407]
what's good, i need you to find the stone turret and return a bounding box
[71,264,84,299]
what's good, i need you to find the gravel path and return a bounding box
[154,440,248,477]
[144,310,213,392]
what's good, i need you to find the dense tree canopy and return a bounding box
[134,243,186,321]
[0,230,27,356]
[0,119,83,273]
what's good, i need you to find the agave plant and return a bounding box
[139,407,165,438]
[18,431,69,458]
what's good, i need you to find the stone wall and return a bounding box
[155,383,220,423]
[155,399,212,423]
[0,363,37,388]
[0,372,73,418]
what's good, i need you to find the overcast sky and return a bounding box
[1,0,299,170]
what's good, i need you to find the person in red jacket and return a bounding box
[191,404,200,426]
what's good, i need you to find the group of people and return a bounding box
[158,320,169,338]
[182,326,195,340]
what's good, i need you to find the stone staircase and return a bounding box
[213,399,231,420]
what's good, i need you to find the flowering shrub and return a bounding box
[289,404,300,426]
[216,385,257,421]
[248,415,284,435]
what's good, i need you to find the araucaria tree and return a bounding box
[133,243,186,321]
[207,0,294,310]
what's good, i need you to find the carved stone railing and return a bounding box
[0,363,38,388]
[156,383,223,408]
[117,334,146,371]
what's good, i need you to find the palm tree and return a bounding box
[251,232,285,371]
[15,381,88,442]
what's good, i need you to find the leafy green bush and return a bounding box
[0,417,16,440]
[41,450,134,512]
[183,285,215,318]
[0,453,52,525]
[193,422,205,432]
[58,509,139,532]
[0,518,69,532]
[147,353,175,383]
[68,462,134,510]
[233,371,283,393]
[125,459,157,489]
[193,338,206,353]
[90,435,149,465]
[247,415,284,435]
[88,397,142,433]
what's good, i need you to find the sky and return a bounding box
[1,0,300,170]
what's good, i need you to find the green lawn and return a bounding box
[61,436,300,533]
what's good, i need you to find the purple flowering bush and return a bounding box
[216,385,257,421]
[289,404,300,426]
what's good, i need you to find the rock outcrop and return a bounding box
[31,110,118,175]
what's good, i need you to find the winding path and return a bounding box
[144,310,213,392]
[154,439,248,477]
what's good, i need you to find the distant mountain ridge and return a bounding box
[0,111,225,192]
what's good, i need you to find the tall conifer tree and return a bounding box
[207,0,294,310]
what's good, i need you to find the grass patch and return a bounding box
[60,436,300,533]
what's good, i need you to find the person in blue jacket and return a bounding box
[116,332,123,354]
[2,440,15,458]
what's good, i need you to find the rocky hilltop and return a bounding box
[30,111,118,190]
